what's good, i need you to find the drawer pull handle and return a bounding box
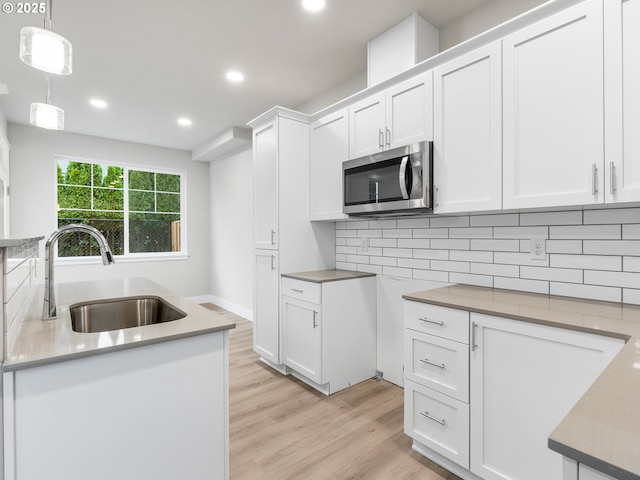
[420,358,445,369]
[420,317,444,326]
[291,288,304,293]
[420,411,446,426]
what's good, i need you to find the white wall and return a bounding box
[208,147,254,319]
[8,123,211,297]
[438,0,547,50]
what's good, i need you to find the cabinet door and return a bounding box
[433,42,502,213]
[310,109,349,221]
[579,464,617,480]
[348,91,385,159]
[470,313,623,480]
[604,0,640,202]
[503,0,604,209]
[282,296,322,383]
[254,250,280,364]
[253,120,278,249]
[386,71,433,149]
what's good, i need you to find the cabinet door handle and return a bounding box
[313,310,318,328]
[434,186,439,207]
[270,229,276,245]
[420,317,444,327]
[270,255,276,271]
[378,129,384,149]
[420,358,445,369]
[420,411,446,426]
[291,288,304,293]
[385,128,391,147]
[610,161,616,194]
[592,163,598,196]
[471,321,478,351]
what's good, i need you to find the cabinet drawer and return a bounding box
[404,379,470,468]
[281,277,321,304]
[404,330,469,403]
[405,301,469,344]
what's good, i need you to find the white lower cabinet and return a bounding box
[281,275,376,395]
[254,250,280,365]
[404,301,625,480]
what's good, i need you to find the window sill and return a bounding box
[55,253,190,265]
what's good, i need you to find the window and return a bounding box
[56,157,184,259]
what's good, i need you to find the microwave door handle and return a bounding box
[398,156,410,199]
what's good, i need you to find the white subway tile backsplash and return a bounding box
[494,277,549,294]
[520,211,582,226]
[471,239,520,252]
[413,228,448,238]
[623,224,640,239]
[624,257,640,273]
[383,248,413,258]
[546,240,582,254]
[471,262,519,278]
[623,289,640,305]
[470,213,519,227]
[336,208,640,305]
[550,282,621,303]
[397,217,430,229]
[583,208,640,225]
[450,250,494,263]
[494,226,548,239]
[431,239,470,250]
[413,269,450,282]
[584,240,640,256]
[430,216,470,228]
[450,272,493,288]
[413,249,449,260]
[450,227,493,239]
[431,260,470,273]
[397,238,430,249]
[520,266,583,283]
[584,270,640,289]
[550,225,620,240]
[550,254,622,271]
[383,229,413,239]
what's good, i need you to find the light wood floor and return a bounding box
[202,303,461,480]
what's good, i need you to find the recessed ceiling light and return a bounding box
[226,71,244,83]
[177,117,192,127]
[89,98,108,109]
[302,0,326,12]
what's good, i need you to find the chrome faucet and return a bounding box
[42,224,115,320]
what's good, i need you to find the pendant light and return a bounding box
[29,74,64,130]
[19,0,72,75]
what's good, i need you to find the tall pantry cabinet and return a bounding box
[249,107,335,369]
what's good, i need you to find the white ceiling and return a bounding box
[0,0,491,152]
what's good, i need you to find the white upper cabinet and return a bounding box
[604,0,640,202]
[433,42,502,214]
[309,109,349,221]
[253,119,279,249]
[349,71,433,159]
[502,0,604,209]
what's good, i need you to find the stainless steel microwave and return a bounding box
[342,141,433,216]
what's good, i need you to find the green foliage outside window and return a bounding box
[57,159,182,257]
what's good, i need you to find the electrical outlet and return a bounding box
[529,238,546,260]
[360,237,369,252]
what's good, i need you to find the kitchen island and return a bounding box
[3,277,235,480]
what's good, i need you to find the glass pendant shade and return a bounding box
[30,102,64,130]
[20,26,72,75]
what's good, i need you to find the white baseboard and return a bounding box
[187,294,253,322]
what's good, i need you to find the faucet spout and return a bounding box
[42,224,115,320]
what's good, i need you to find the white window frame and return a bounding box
[55,155,188,263]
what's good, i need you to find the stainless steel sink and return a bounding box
[70,296,187,333]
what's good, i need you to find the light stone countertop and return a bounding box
[403,284,640,480]
[281,269,376,283]
[5,277,236,372]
